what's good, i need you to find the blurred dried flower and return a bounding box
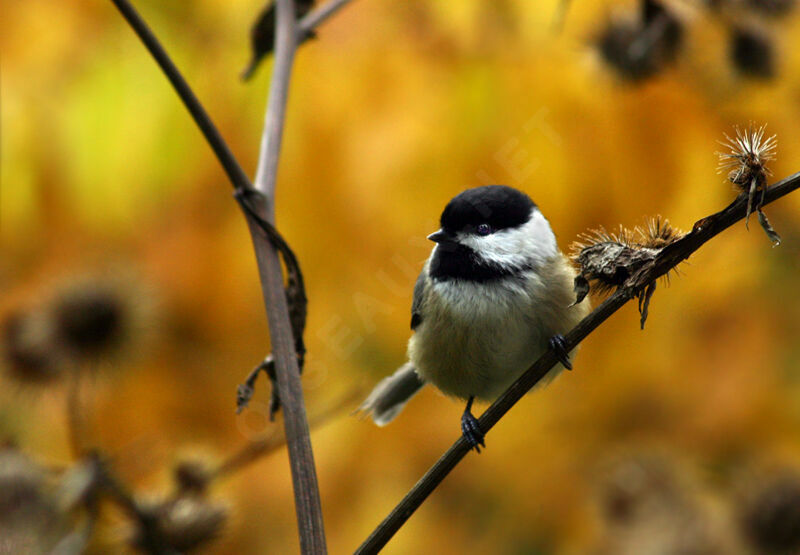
[595,453,744,554]
[596,0,684,82]
[0,447,68,552]
[174,459,212,494]
[739,471,800,552]
[717,124,780,244]
[599,454,685,526]
[2,273,153,385]
[730,25,775,79]
[1,309,62,384]
[52,285,129,359]
[133,494,227,552]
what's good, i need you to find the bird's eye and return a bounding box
[476,223,492,236]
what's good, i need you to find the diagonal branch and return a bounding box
[355,171,800,554]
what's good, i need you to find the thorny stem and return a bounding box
[356,171,800,554]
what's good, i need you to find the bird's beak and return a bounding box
[427,229,457,245]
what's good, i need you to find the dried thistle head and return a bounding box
[717,123,776,188]
[173,459,212,494]
[570,218,683,295]
[0,447,68,552]
[738,470,800,552]
[635,216,684,249]
[133,494,227,552]
[51,284,129,359]
[571,217,684,328]
[1,309,63,384]
[729,26,775,80]
[717,123,781,244]
[47,272,155,367]
[596,0,684,83]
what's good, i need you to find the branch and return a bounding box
[356,171,800,554]
[245,0,327,551]
[108,1,326,551]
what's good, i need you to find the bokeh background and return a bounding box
[3,0,800,553]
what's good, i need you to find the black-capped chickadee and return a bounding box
[359,185,589,452]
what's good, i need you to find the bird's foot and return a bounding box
[461,397,485,453]
[548,334,573,370]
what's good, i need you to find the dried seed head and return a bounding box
[596,0,684,82]
[173,459,212,494]
[570,218,683,296]
[571,218,683,328]
[717,123,780,242]
[48,273,155,366]
[739,471,800,552]
[717,123,776,188]
[0,447,67,552]
[635,216,684,249]
[730,26,775,79]
[133,495,227,552]
[599,454,683,526]
[1,309,62,384]
[52,286,127,359]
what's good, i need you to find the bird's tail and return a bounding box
[357,363,425,426]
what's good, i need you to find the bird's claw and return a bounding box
[461,397,485,453]
[549,334,573,370]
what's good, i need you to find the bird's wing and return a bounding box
[410,270,426,330]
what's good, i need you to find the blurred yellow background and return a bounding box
[3,0,800,553]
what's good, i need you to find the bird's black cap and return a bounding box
[440,185,536,233]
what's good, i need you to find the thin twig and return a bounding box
[298,0,354,38]
[356,171,800,554]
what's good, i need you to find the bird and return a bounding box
[358,185,590,452]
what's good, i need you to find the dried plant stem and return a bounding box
[356,171,800,554]
[108,0,329,551]
[246,3,326,550]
